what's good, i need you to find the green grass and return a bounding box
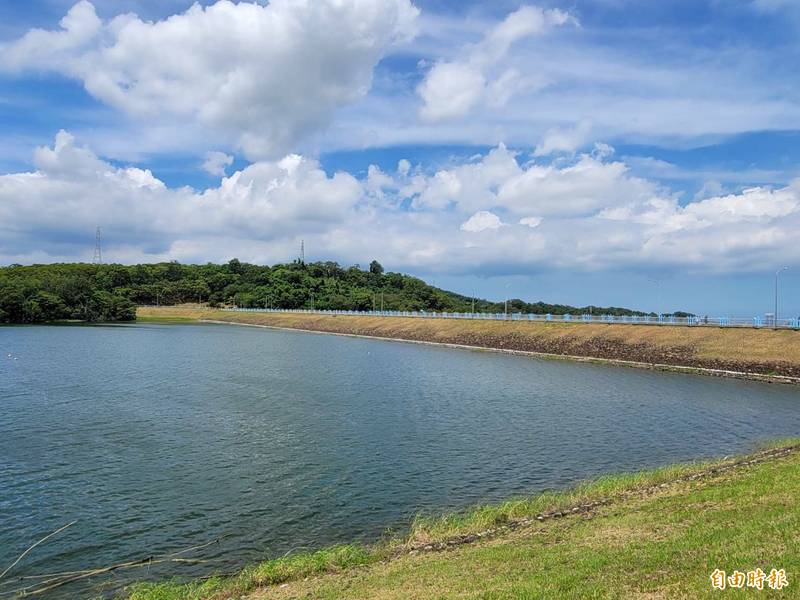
[121,441,800,600]
[126,545,379,600]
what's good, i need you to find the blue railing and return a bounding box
[220,307,800,329]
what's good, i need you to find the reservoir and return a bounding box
[2,322,799,596]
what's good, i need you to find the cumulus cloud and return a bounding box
[396,143,659,219]
[1,0,419,159]
[203,151,234,177]
[2,1,101,70]
[3,133,800,275]
[0,132,361,263]
[534,119,592,156]
[417,6,574,121]
[461,211,504,232]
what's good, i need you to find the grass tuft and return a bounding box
[124,545,378,600]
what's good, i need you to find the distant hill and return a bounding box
[0,260,664,324]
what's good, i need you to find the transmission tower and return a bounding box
[92,227,103,264]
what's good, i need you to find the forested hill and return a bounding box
[0,260,658,324]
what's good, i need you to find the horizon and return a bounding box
[2,1,800,317]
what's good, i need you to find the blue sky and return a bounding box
[1,0,799,316]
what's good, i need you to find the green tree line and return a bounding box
[0,259,662,324]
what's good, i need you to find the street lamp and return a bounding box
[775,267,789,328]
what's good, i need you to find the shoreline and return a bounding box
[123,440,800,599]
[200,317,800,385]
[136,307,800,381]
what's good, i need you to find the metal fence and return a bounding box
[222,307,800,330]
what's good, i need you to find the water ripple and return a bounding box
[1,323,799,598]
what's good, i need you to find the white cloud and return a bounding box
[0,132,361,263]
[317,4,800,156]
[519,216,542,228]
[2,1,102,71]
[203,151,234,177]
[417,62,486,122]
[693,180,726,201]
[417,5,574,121]
[3,133,800,276]
[393,143,659,219]
[1,0,419,159]
[461,211,504,232]
[534,119,592,156]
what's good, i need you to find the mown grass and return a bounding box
[122,440,799,600]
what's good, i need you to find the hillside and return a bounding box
[0,260,654,324]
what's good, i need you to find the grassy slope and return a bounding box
[262,449,800,600]
[136,307,800,376]
[126,443,800,600]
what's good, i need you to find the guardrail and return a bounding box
[221,307,800,330]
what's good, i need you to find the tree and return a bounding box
[226,258,243,275]
[0,260,659,324]
[369,260,384,275]
[32,291,68,321]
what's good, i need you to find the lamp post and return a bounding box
[775,267,789,328]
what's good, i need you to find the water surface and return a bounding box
[1,323,799,596]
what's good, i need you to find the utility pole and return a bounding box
[381,292,384,312]
[300,240,305,265]
[775,266,789,328]
[471,290,475,314]
[92,227,103,264]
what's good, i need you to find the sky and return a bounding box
[1,0,800,316]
